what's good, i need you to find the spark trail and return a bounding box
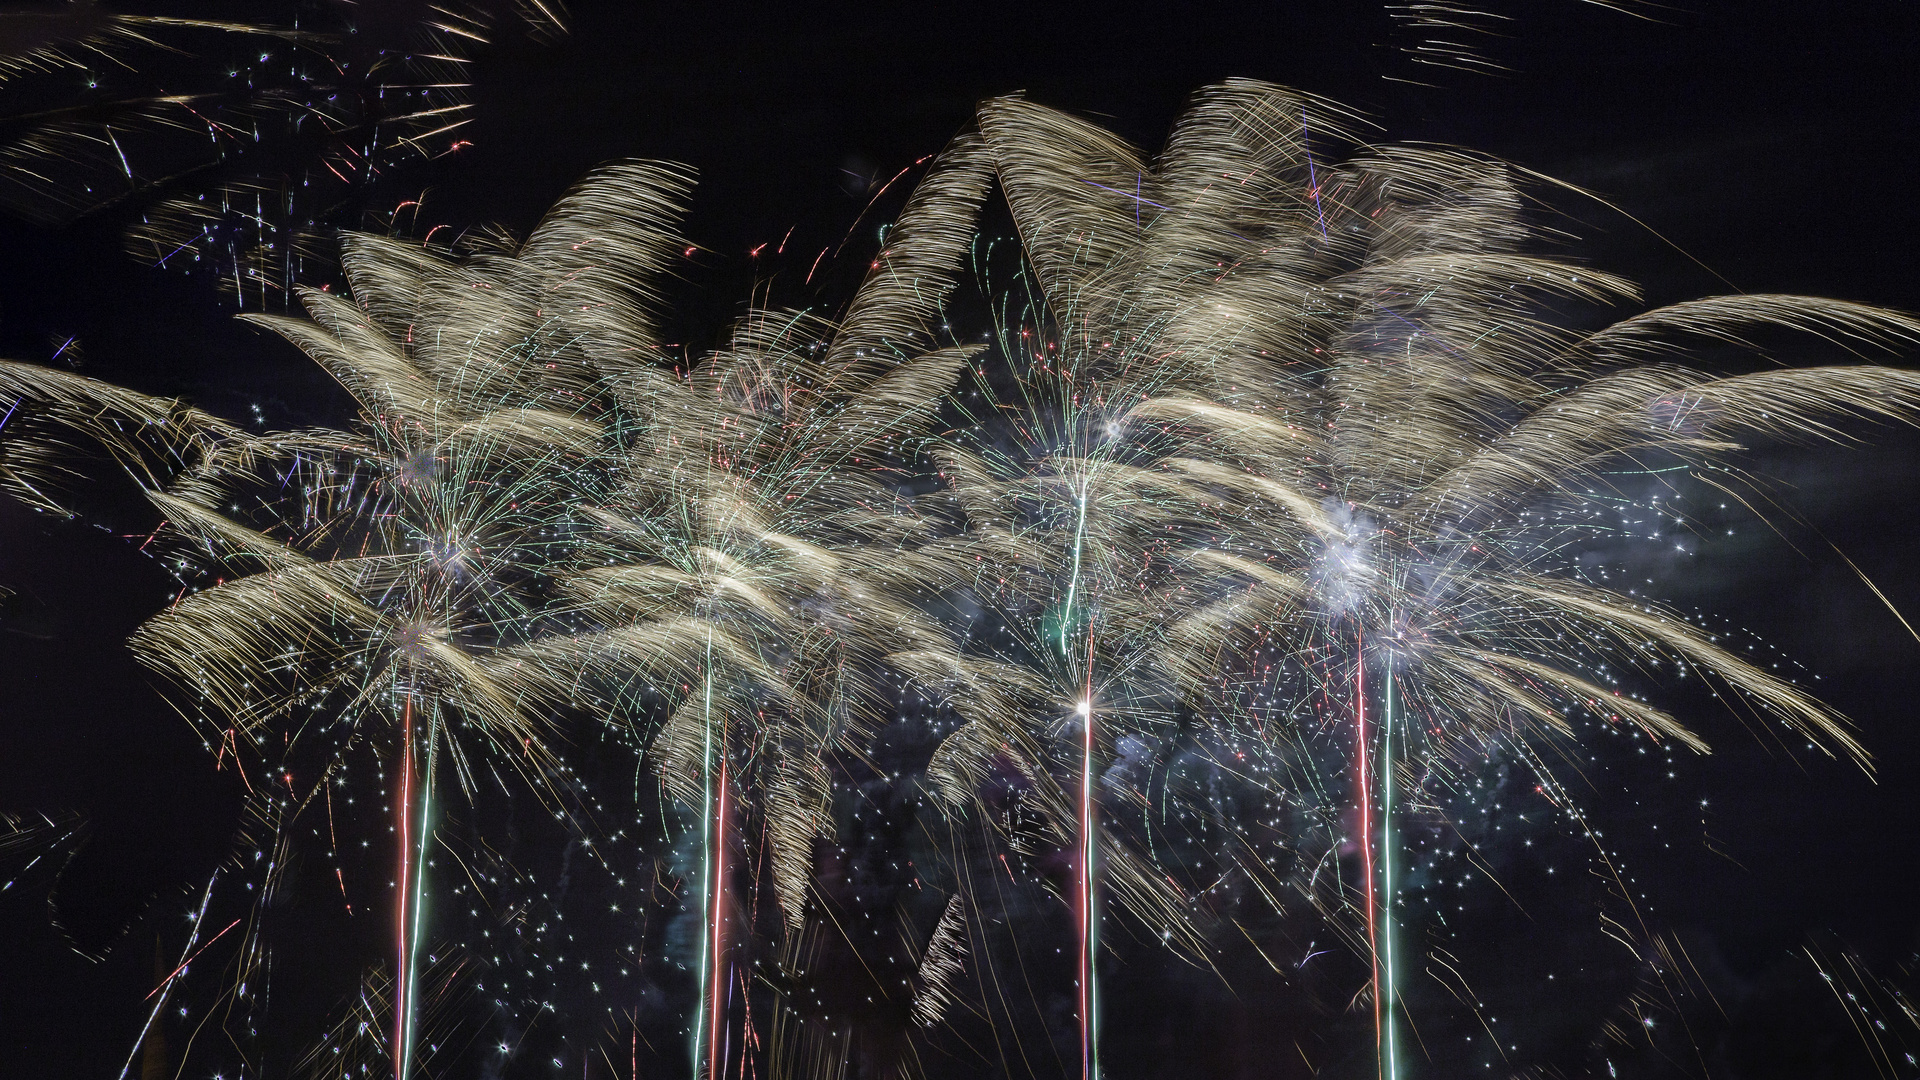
[1065,478,1102,1080]
[693,629,721,1080]
[397,698,439,1080]
[1380,661,1400,1080]
[395,697,415,1080]
[1357,628,1381,1068]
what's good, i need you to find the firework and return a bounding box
[6,72,1918,1080]
[488,133,993,1080]
[0,1,567,307]
[1,158,692,1078]
[0,808,85,898]
[4,136,993,1076]
[900,79,1920,1077]
[1382,1,1656,84]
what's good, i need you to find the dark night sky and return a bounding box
[4,2,1920,1077]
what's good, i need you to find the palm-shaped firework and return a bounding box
[0,158,692,1078]
[903,79,1920,1075]
[491,135,995,1080]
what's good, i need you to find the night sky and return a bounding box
[4,2,1920,1077]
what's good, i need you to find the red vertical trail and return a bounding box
[395,696,414,1080]
[706,762,730,1080]
[1357,630,1383,1071]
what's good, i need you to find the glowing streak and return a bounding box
[106,125,132,178]
[693,630,717,1080]
[153,227,212,268]
[1076,177,1170,213]
[116,872,217,1080]
[1079,689,1099,1080]
[1381,663,1400,1080]
[1303,109,1329,240]
[144,918,242,1000]
[1829,540,1920,645]
[395,695,414,1080]
[1061,485,1088,657]
[707,762,729,1080]
[1356,629,1382,1068]
[1062,481,1100,1080]
[399,705,436,1080]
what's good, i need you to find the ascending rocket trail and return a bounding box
[395,695,437,1080]
[1067,481,1101,1080]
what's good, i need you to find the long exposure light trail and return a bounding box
[706,763,730,1080]
[395,695,416,1080]
[115,873,219,1080]
[1078,672,1100,1080]
[694,632,718,1080]
[1066,480,1101,1080]
[1381,660,1401,1080]
[1356,629,1382,1069]
[399,703,437,1080]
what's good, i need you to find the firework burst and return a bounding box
[2,158,691,1078]
[488,133,994,1080]
[900,79,1920,1077]
[6,73,1919,1080]
[0,1,568,306]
